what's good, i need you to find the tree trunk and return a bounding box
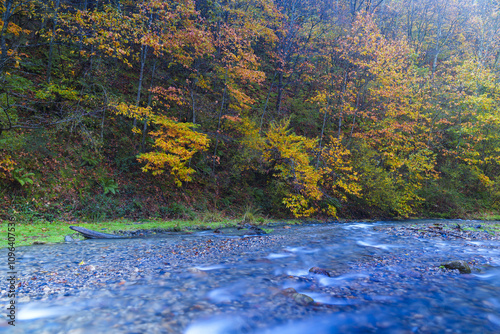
[276,71,283,113]
[0,0,14,72]
[141,59,157,152]
[133,44,148,128]
[212,68,228,174]
[259,72,277,134]
[337,70,349,138]
[47,0,61,83]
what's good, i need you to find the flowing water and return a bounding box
[2,220,500,333]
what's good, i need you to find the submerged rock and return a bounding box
[248,226,267,235]
[280,288,314,305]
[293,293,315,305]
[281,287,297,296]
[441,260,471,274]
[309,267,331,277]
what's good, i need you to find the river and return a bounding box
[1,219,500,333]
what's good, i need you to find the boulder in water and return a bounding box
[292,293,314,305]
[441,260,471,274]
[281,287,297,296]
[280,288,314,305]
[309,267,331,277]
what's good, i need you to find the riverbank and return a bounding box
[0,217,306,249]
[3,214,500,249]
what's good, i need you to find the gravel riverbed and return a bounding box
[2,220,500,333]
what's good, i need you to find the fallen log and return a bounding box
[69,226,126,239]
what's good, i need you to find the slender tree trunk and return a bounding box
[141,59,157,152]
[133,44,148,128]
[276,71,283,113]
[259,72,277,134]
[190,89,196,124]
[407,0,414,42]
[337,70,349,138]
[316,66,336,166]
[347,90,362,148]
[47,0,61,83]
[212,68,228,174]
[0,0,14,72]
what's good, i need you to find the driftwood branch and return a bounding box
[70,226,126,239]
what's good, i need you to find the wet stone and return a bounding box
[282,287,298,295]
[292,293,315,306]
[309,267,331,277]
[441,260,472,274]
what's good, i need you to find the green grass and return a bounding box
[0,217,248,249]
[479,214,500,221]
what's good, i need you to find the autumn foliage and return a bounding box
[1,0,500,220]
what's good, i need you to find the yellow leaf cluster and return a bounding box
[0,154,16,180]
[110,102,209,186]
[320,136,361,201]
[262,119,324,217]
[137,115,210,187]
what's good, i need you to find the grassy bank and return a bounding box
[3,211,500,249]
[0,216,301,249]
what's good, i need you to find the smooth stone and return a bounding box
[281,287,297,296]
[441,260,471,274]
[309,267,331,277]
[292,293,314,305]
[65,235,74,242]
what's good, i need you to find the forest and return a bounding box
[1,0,500,221]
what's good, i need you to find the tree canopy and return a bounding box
[1,0,500,220]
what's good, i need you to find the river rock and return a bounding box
[65,235,74,242]
[292,293,314,306]
[280,288,314,305]
[441,260,471,274]
[281,287,297,296]
[309,267,331,277]
[248,226,267,235]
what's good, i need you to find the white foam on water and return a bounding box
[195,264,226,271]
[488,314,500,327]
[319,273,369,286]
[185,316,246,334]
[18,303,72,320]
[267,253,292,259]
[285,268,310,276]
[343,223,372,229]
[469,241,484,246]
[207,288,234,303]
[284,246,319,254]
[473,270,500,280]
[305,292,360,305]
[356,240,392,251]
